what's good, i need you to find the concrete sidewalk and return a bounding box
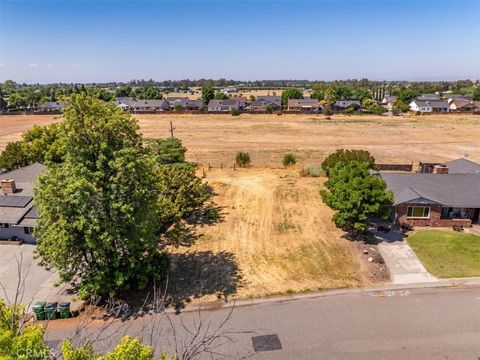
[378,241,437,284]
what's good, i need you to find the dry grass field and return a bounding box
[169,168,369,300]
[3,113,480,167]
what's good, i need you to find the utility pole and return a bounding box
[169,121,176,139]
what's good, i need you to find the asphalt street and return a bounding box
[45,285,480,359]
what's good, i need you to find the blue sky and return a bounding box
[0,0,479,83]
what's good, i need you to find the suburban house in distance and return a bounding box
[207,99,240,112]
[448,99,479,112]
[0,163,44,244]
[165,97,204,110]
[409,99,449,113]
[378,158,480,227]
[247,95,282,112]
[382,96,397,111]
[37,101,66,113]
[334,100,362,112]
[130,99,170,112]
[287,98,320,112]
[114,97,135,110]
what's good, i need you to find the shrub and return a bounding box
[231,108,240,116]
[174,104,184,112]
[300,166,324,177]
[207,208,219,221]
[282,153,297,167]
[366,104,386,115]
[236,152,251,167]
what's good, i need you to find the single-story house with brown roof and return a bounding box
[287,98,320,112]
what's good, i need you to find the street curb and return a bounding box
[173,277,480,314]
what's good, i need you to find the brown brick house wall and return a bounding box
[396,203,472,227]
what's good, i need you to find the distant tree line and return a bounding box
[1,78,478,111]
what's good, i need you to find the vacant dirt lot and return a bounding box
[169,168,375,300]
[2,113,480,167]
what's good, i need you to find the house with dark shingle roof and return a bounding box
[334,100,361,112]
[409,99,449,113]
[247,96,282,112]
[37,101,66,113]
[378,160,480,227]
[131,99,170,112]
[207,99,240,112]
[0,163,44,243]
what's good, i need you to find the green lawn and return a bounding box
[408,230,480,278]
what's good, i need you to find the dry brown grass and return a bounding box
[173,168,365,299]
[2,113,480,167]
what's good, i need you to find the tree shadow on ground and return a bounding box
[167,250,243,309]
[105,250,244,315]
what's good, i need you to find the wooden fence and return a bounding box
[375,163,413,172]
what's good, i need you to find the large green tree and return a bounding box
[145,138,186,165]
[473,86,480,101]
[34,94,169,298]
[321,161,393,232]
[321,149,375,176]
[201,83,215,104]
[0,123,61,171]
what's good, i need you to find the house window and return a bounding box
[407,206,430,219]
[0,223,9,228]
[441,207,468,219]
[24,227,34,235]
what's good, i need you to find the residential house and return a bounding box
[114,97,135,110]
[247,96,282,112]
[131,99,170,112]
[409,99,449,113]
[417,94,441,101]
[220,86,237,94]
[207,99,240,112]
[185,99,205,111]
[166,97,204,110]
[419,157,480,174]
[37,101,65,113]
[287,98,320,112]
[0,163,44,244]
[447,95,473,104]
[379,158,480,227]
[449,99,477,112]
[382,96,397,111]
[231,96,247,108]
[333,100,361,112]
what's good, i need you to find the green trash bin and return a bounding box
[58,302,71,319]
[33,301,47,321]
[44,302,57,320]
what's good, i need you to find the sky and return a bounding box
[0,0,479,83]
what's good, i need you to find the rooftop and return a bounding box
[380,172,480,207]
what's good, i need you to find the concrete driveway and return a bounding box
[0,244,59,308]
[378,241,437,284]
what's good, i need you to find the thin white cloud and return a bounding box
[28,63,39,68]
[73,63,80,67]
[0,63,4,67]
[47,64,53,68]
